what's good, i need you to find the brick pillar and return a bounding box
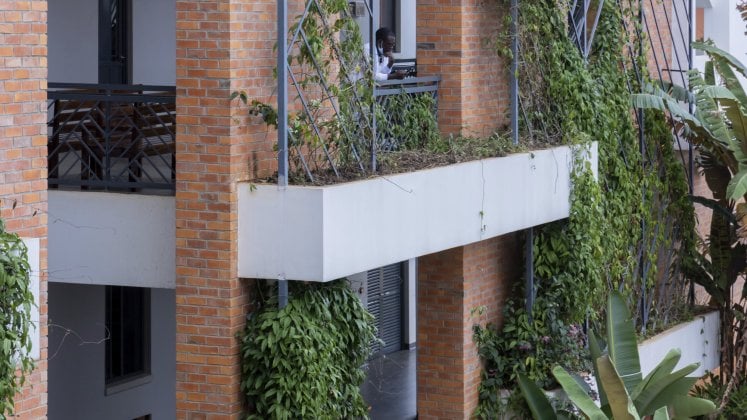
[416,0,509,136]
[175,0,275,418]
[417,234,520,419]
[0,1,49,418]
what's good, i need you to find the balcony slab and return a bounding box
[238,143,598,282]
[48,190,175,288]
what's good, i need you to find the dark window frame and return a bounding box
[105,285,151,391]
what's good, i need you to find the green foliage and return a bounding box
[634,42,747,387]
[376,91,440,151]
[475,1,697,416]
[693,373,747,420]
[0,219,35,418]
[519,293,716,420]
[472,286,590,419]
[232,0,440,180]
[239,280,376,419]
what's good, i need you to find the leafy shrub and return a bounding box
[0,219,35,418]
[240,280,376,419]
[694,373,747,420]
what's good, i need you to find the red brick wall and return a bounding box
[644,0,675,81]
[0,1,48,418]
[174,0,276,418]
[417,234,520,419]
[417,0,508,137]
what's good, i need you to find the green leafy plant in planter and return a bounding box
[474,0,697,417]
[0,219,35,418]
[518,292,716,419]
[632,42,747,404]
[239,280,376,419]
[472,284,591,419]
[693,373,747,420]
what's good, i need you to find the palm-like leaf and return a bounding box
[594,356,640,420]
[607,291,642,393]
[518,373,559,420]
[553,366,610,420]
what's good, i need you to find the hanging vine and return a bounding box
[0,219,35,418]
[473,0,696,417]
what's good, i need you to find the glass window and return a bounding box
[105,286,150,386]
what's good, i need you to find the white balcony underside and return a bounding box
[238,143,598,282]
[48,190,176,288]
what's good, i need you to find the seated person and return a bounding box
[366,27,407,81]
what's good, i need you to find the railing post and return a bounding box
[510,0,519,146]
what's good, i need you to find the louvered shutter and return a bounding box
[367,263,403,357]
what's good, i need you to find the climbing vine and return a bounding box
[239,280,376,419]
[474,0,696,416]
[0,219,35,418]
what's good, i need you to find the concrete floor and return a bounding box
[361,349,417,420]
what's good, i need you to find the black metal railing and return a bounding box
[374,76,440,151]
[47,83,176,193]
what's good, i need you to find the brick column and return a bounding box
[175,0,275,418]
[416,0,509,136]
[417,234,520,419]
[0,1,49,418]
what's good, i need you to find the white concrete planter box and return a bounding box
[638,310,720,377]
[238,143,598,282]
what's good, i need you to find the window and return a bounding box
[105,286,150,388]
[380,0,400,52]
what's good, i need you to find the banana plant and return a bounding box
[631,42,747,389]
[518,292,716,419]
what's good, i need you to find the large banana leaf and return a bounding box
[728,168,747,200]
[633,363,700,416]
[552,366,609,420]
[606,291,642,393]
[713,57,747,111]
[594,356,640,420]
[693,42,747,79]
[652,406,670,420]
[589,331,609,409]
[632,349,682,400]
[669,394,717,419]
[518,373,558,420]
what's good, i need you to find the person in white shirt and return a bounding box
[365,27,407,81]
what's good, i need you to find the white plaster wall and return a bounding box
[638,311,720,378]
[132,0,176,85]
[48,0,98,83]
[48,191,176,288]
[22,238,40,361]
[48,284,176,420]
[398,1,416,59]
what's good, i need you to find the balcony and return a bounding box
[237,142,598,282]
[47,83,176,194]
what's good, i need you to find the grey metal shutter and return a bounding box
[367,263,403,356]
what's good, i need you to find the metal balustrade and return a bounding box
[374,76,440,152]
[47,83,176,193]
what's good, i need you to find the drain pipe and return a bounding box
[277,0,289,309]
[510,0,534,320]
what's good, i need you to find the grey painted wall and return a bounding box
[132,0,176,85]
[49,283,176,420]
[48,0,176,85]
[48,0,98,83]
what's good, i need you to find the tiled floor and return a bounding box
[361,349,417,420]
